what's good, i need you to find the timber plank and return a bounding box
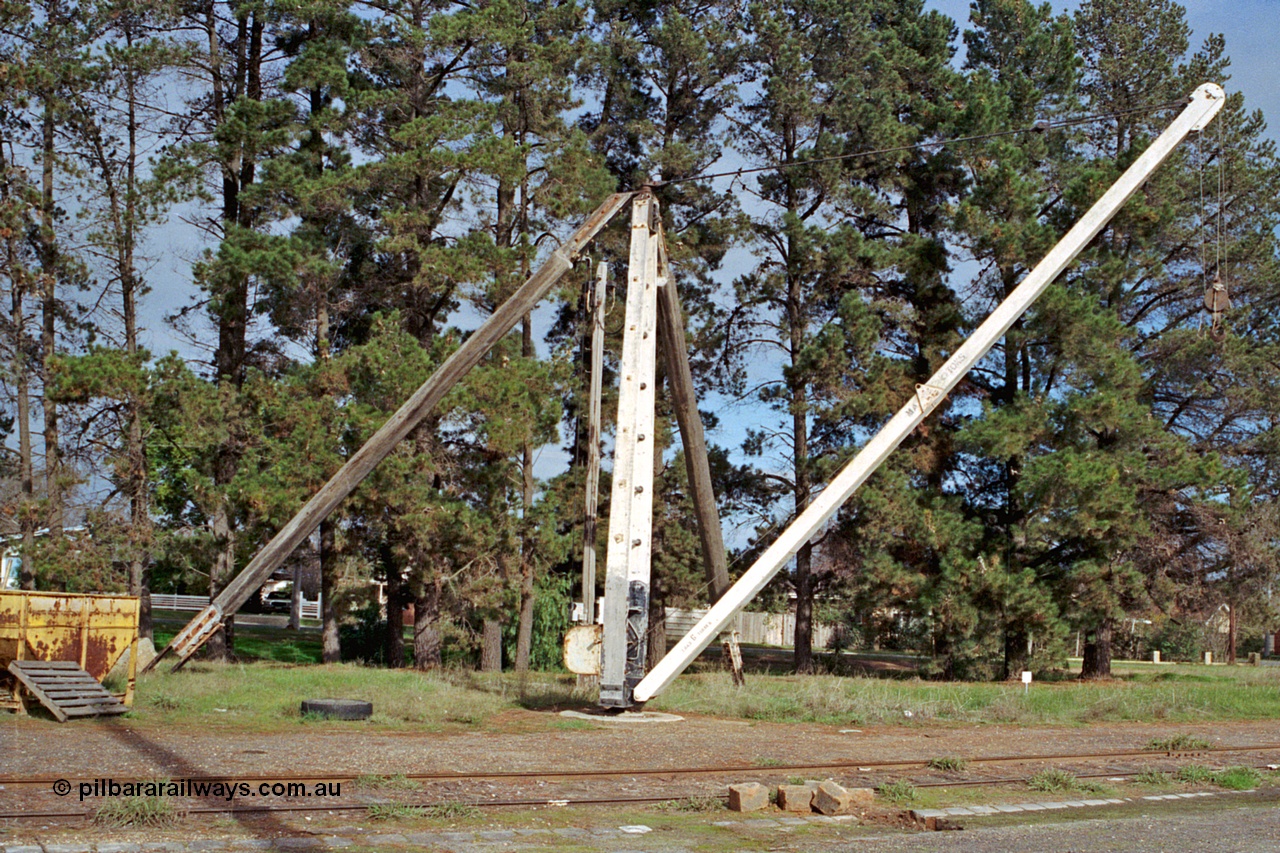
[7,661,126,722]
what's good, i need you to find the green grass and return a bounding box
[129,662,593,731]
[1026,769,1113,795]
[1212,766,1263,790]
[422,802,481,819]
[1176,764,1217,784]
[120,623,1280,733]
[927,756,968,772]
[647,666,1280,726]
[1146,734,1211,751]
[877,780,917,804]
[367,803,427,820]
[93,794,178,828]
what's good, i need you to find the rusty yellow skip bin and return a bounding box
[0,590,140,713]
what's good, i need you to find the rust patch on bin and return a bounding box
[0,590,138,683]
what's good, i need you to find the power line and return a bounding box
[645,99,1189,190]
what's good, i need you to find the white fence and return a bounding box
[664,607,835,649]
[150,593,321,620]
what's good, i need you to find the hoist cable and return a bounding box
[643,99,1188,190]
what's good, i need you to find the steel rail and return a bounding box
[4,742,1279,787]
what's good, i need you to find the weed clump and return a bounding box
[1146,734,1210,751]
[94,795,178,828]
[877,780,916,804]
[367,803,427,820]
[927,756,968,772]
[423,802,481,819]
[1175,764,1216,784]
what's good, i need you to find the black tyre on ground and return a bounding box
[300,698,372,720]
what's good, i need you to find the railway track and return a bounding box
[3,742,1278,788]
[1,743,1277,823]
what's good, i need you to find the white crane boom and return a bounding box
[633,82,1225,703]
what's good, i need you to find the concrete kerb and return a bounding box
[558,710,684,724]
[910,789,1235,827]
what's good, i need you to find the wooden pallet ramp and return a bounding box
[7,660,128,722]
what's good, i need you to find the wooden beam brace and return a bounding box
[655,237,730,600]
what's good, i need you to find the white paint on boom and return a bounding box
[600,194,663,707]
[633,83,1226,703]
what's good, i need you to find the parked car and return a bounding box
[263,587,294,613]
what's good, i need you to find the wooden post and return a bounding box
[655,238,744,687]
[582,261,607,627]
[600,193,661,708]
[149,192,634,672]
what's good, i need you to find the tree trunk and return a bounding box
[40,95,62,543]
[413,576,443,671]
[320,519,340,663]
[122,23,151,640]
[481,619,502,672]
[514,314,536,673]
[384,567,405,668]
[646,586,666,672]
[3,149,35,589]
[1003,628,1029,680]
[1080,619,1113,679]
[207,501,236,660]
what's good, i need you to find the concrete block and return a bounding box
[318,838,353,848]
[96,845,143,853]
[477,831,515,841]
[1082,799,1109,807]
[968,805,999,814]
[848,787,876,806]
[743,819,779,828]
[910,809,947,821]
[776,817,808,826]
[776,784,814,812]
[993,804,1024,813]
[943,807,974,815]
[728,782,770,812]
[1019,803,1048,810]
[812,780,855,815]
